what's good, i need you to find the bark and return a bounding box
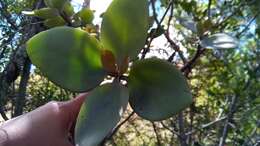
[13,58,31,116]
[178,112,187,146]
[83,0,90,8]
[0,3,39,117]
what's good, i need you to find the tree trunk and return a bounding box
[83,0,90,8]
[13,58,31,117]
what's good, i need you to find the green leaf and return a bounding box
[200,33,239,49]
[128,58,192,121]
[100,0,149,66]
[22,8,59,19]
[63,1,74,17]
[79,8,94,25]
[34,8,59,19]
[26,26,106,92]
[75,82,129,146]
[43,16,66,28]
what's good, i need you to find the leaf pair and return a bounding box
[74,58,193,146]
[22,0,71,28]
[27,0,149,91]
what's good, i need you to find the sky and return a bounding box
[72,0,112,24]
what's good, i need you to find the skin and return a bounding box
[0,93,87,146]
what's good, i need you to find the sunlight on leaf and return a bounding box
[27,26,106,92]
[101,0,149,66]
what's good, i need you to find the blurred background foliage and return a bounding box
[0,0,259,145]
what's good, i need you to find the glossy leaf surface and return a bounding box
[129,58,192,121]
[75,83,129,146]
[200,33,238,49]
[27,26,106,92]
[100,0,149,66]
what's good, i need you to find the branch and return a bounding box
[83,0,90,8]
[216,1,249,31]
[152,122,162,146]
[218,63,258,146]
[218,96,237,146]
[181,45,205,73]
[141,0,173,59]
[207,0,212,20]
[100,111,135,145]
[160,121,181,137]
[14,58,31,116]
[185,116,227,136]
[236,12,259,38]
[150,0,187,63]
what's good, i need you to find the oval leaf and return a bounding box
[200,33,238,49]
[43,16,66,28]
[26,26,106,92]
[100,0,149,66]
[34,8,59,19]
[79,8,94,25]
[63,1,75,17]
[128,58,192,121]
[75,83,129,146]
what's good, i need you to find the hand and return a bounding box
[0,93,87,146]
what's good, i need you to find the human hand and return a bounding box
[0,93,87,146]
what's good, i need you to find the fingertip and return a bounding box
[70,93,88,109]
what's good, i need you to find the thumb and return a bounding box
[65,93,88,122]
[62,93,87,144]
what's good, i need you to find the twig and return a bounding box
[100,111,135,145]
[185,116,227,136]
[141,0,173,59]
[181,45,205,73]
[207,0,212,20]
[236,13,259,38]
[166,2,174,34]
[218,96,237,146]
[150,0,186,63]
[218,64,259,146]
[152,122,162,146]
[178,112,187,146]
[160,121,181,137]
